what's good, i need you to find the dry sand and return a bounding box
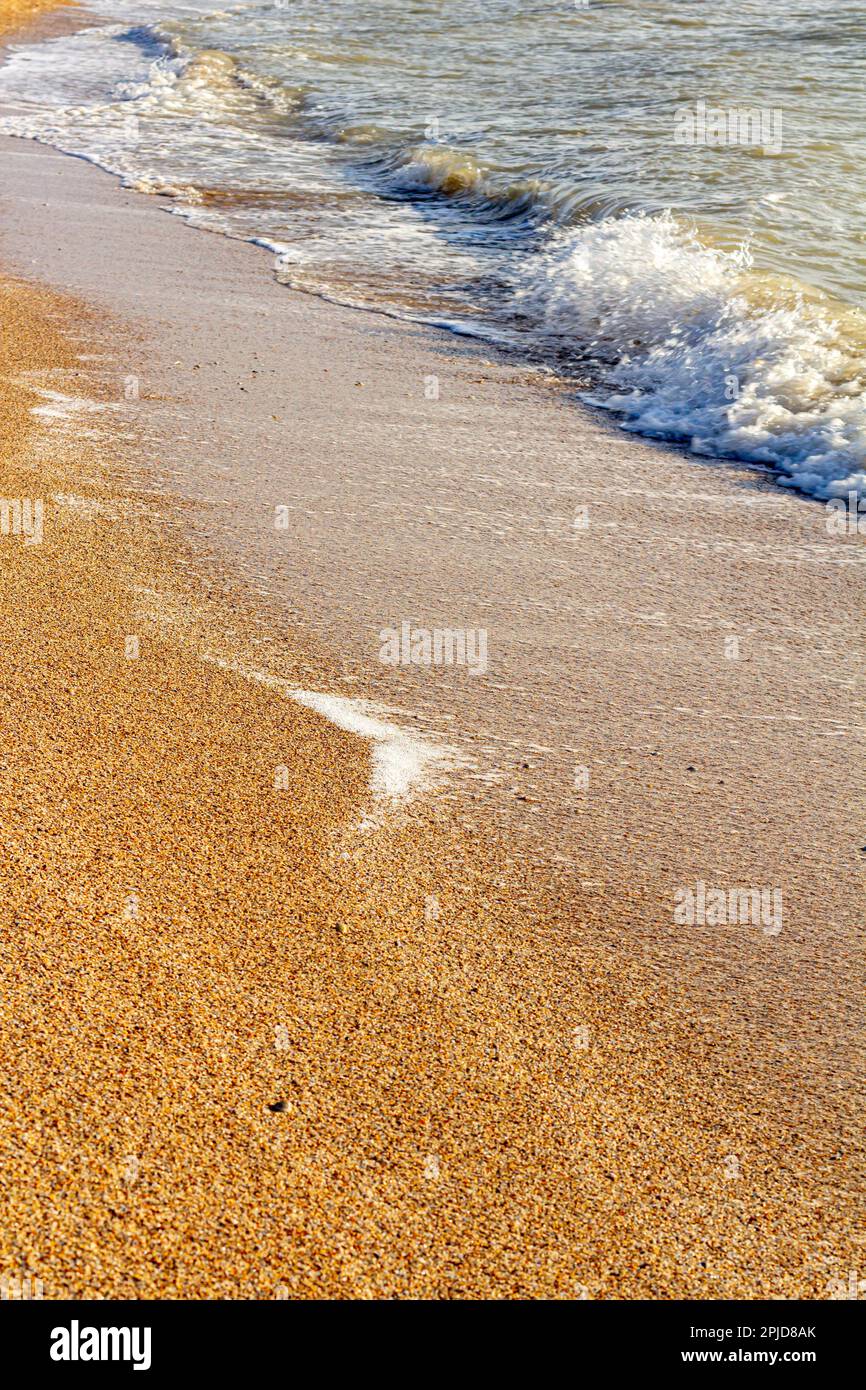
[0,12,863,1301]
[0,0,76,39]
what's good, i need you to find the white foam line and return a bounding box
[204,654,459,803]
[288,687,448,800]
[28,388,113,422]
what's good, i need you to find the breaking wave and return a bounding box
[516,213,866,500]
[1,7,864,501]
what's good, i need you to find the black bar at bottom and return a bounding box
[2,1298,856,1376]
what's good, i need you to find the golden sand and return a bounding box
[0,276,862,1299]
[0,0,73,38]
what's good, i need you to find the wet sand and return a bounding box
[0,19,863,1300]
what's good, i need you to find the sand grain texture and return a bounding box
[0,2,862,1294]
[0,279,862,1299]
[0,0,75,39]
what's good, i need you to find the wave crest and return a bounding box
[516,213,866,500]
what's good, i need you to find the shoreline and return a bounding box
[0,17,863,1299]
[4,135,859,1012]
[2,4,864,506]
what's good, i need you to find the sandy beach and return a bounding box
[0,1,68,33]
[0,4,864,1302]
[0,1,85,46]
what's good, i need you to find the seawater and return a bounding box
[2,0,864,498]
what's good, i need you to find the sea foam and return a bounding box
[3,20,864,503]
[516,213,866,501]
